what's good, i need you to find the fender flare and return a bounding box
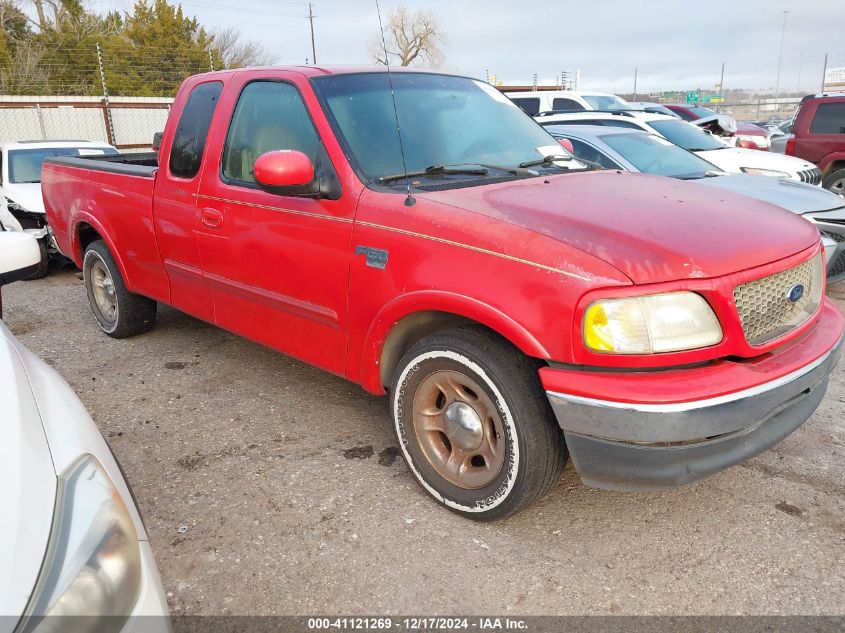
[71,213,133,292]
[819,152,845,175]
[359,290,550,394]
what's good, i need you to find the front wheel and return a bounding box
[83,240,157,338]
[390,326,567,521]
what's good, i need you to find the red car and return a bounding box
[783,93,845,195]
[42,67,843,520]
[664,104,771,150]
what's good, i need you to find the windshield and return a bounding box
[313,73,566,184]
[647,119,726,151]
[8,147,117,183]
[599,132,719,178]
[582,95,632,110]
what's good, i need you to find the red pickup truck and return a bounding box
[42,67,844,520]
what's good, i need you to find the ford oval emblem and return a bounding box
[786,283,805,303]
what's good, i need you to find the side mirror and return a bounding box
[254,150,316,195]
[0,233,42,318]
[152,132,163,152]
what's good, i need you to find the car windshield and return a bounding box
[8,146,117,183]
[582,94,633,110]
[598,132,719,178]
[647,119,726,151]
[313,73,566,184]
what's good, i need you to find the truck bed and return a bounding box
[41,151,170,303]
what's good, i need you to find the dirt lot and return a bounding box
[4,270,845,616]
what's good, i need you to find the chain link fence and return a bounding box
[0,96,172,150]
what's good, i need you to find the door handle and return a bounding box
[199,207,224,229]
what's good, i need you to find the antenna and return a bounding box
[375,0,415,206]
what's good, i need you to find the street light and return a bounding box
[774,9,790,103]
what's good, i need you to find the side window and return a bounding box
[809,103,845,134]
[222,81,321,184]
[511,98,540,116]
[552,98,585,111]
[169,81,223,179]
[567,138,621,169]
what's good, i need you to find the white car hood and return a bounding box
[696,174,845,215]
[695,146,816,176]
[0,322,55,621]
[3,182,45,214]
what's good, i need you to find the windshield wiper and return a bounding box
[379,164,489,184]
[518,154,573,169]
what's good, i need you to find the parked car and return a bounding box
[0,232,170,632]
[0,140,118,279]
[778,94,845,195]
[770,119,794,154]
[41,67,844,520]
[503,89,633,115]
[626,101,680,117]
[538,111,822,184]
[663,103,771,150]
[551,126,845,281]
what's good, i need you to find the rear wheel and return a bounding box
[390,326,567,521]
[823,167,845,197]
[83,240,157,338]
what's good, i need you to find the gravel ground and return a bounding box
[4,270,845,616]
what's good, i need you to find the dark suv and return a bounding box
[784,94,845,195]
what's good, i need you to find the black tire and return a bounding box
[823,167,845,197]
[390,326,567,521]
[83,240,157,338]
[23,239,49,280]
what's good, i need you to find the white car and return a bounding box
[536,111,822,185]
[0,233,170,633]
[504,90,632,116]
[0,140,118,279]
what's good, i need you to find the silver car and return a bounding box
[551,125,845,282]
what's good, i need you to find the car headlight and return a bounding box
[740,167,790,178]
[17,456,141,633]
[736,134,770,148]
[583,291,722,354]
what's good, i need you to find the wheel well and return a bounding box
[377,310,530,388]
[77,223,102,258]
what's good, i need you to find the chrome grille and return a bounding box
[797,168,822,185]
[733,253,824,345]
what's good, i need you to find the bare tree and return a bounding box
[210,26,275,69]
[0,39,48,93]
[370,4,444,67]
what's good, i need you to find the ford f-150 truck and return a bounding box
[42,67,844,520]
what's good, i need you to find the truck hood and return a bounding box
[0,322,55,621]
[419,170,820,284]
[4,182,46,214]
[696,173,845,215]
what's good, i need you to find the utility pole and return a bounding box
[821,53,828,93]
[796,51,803,93]
[632,66,638,100]
[308,2,317,65]
[774,9,789,102]
[717,61,725,112]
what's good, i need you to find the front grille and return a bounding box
[797,168,822,185]
[733,253,824,345]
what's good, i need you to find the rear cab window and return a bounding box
[169,81,224,179]
[809,103,845,134]
[552,98,585,111]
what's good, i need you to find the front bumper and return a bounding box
[542,298,844,491]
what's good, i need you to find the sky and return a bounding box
[92,0,844,94]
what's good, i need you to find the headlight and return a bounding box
[740,167,790,178]
[736,134,770,149]
[583,291,722,354]
[17,456,141,633]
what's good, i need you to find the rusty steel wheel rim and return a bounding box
[412,369,506,489]
[90,258,117,323]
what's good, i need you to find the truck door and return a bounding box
[194,74,355,376]
[153,79,223,322]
